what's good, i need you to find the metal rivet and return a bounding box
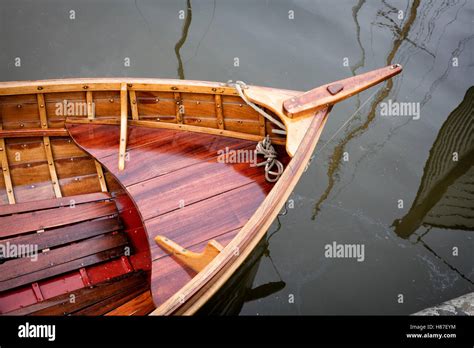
[128,83,133,88]
[83,85,89,89]
[17,104,22,108]
[20,123,24,127]
[109,99,114,103]
[132,100,136,104]
[40,104,44,108]
[171,86,178,91]
[155,98,159,102]
[37,86,43,90]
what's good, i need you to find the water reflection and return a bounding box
[393,86,474,285]
[312,0,422,220]
[393,86,474,237]
[175,0,192,79]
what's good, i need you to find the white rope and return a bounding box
[255,135,284,182]
[227,80,287,133]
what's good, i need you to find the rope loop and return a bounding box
[256,135,284,182]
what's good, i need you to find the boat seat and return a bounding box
[0,192,128,293]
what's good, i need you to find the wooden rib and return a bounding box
[129,90,139,120]
[86,91,95,119]
[43,136,62,197]
[0,129,68,138]
[174,92,183,124]
[95,160,108,192]
[38,93,62,197]
[66,117,286,146]
[0,137,15,204]
[258,114,266,136]
[214,94,224,130]
[118,83,128,171]
[155,235,223,273]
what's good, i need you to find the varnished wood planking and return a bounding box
[147,182,270,260]
[0,201,117,238]
[68,124,258,186]
[0,192,110,216]
[6,272,147,316]
[127,150,266,221]
[105,290,155,316]
[68,123,277,309]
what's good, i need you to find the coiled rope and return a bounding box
[255,135,284,182]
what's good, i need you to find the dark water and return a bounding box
[1,0,473,315]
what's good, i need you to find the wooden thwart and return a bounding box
[155,235,223,273]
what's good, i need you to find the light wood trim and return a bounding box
[0,78,239,97]
[150,109,329,315]
[118,83,128,171]
[66,117,286,146]
[95,160,108,192]
[0,129,68,138]
[129,90,139,120]
[86,91,94,119]
[37,93,62,198]
[174,92,183,124]
[214,95,224,130]
[37,93,48,129]
[43,136,62,198]
[0,136,15,204]
[155,235,223,273]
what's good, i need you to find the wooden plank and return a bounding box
[0,201,117,238]
[68,124,258,186]
[105,290,155,316]
[147,182,270,260]
[2,218,120,255]
[72,286,145,315]
[0,138,15,204]
[0,233,128,282]
[86,91,94,119]
[215,94,224,130]
[0,192,110,216]
[127,148,265,221]
[118,83,128,171]
[129,90,139,120]
[6,272,146,316]
[0,129,68,138]
[95,160,108,192]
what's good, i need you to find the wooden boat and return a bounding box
[0,65,401,315]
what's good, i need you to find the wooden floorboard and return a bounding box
[67,123,281,308]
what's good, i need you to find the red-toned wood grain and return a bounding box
[67,123,284,308]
